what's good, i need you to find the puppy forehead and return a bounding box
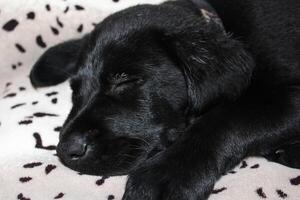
[82,40,157,81]
[91,5,152,44]
[75,47,148,86]
[77,5,173,82]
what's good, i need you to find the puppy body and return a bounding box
[30,0,300,199]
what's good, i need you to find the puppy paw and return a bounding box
[122,167,160,200]
[122,160,211,200]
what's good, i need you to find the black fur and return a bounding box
[30,38,84,87]
[30,0,300,199]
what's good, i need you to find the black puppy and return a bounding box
[30,0,300,199]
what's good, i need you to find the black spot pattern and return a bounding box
[51,26,59,35]
[27,12,35,20]
[45,164,57,175]
[77,24,83,33]
[52,98,58,104]
[19,120,32,125]
[4,93,16,98]
[56,17,63,28]
[46,4,51,11]
[19,177,32,183]
[64,6,69,13]
[75,5,85,10]
[33,132,56,150]
[290,176,300,185]
[12,62,23,70]
[11,103,26,109]
[3,19,18,31]
[250,164,260,169]
[96,179,105,186]
[32,101,38,105]
[54,193,64,199]
[54,126,62,132]
[96,176,109,186]
[240,160,248,169]
[23,162,43,168]
[17,193,31,200]
[276,189,288,199]
[256,187,267,198]
[212,187,227,194]
[33,112,58,117]
[15,43,26,53]
[36,35,47,48]
[46,91,58,97]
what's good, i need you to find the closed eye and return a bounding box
[115,78,141,88]
[106,73,144,95]
[111,78,143,94]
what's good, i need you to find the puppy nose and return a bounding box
[67,141,87,160]
[58,135,88,160]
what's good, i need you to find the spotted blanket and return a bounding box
[0,0,300,200]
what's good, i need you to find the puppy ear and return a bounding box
[30,37,85,87]
[159,6,254,114]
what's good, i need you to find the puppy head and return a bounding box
[31,1,253,176]
[57,24,188,175]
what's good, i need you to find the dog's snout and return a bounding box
[67,141,87,160]
[57,134,88,161]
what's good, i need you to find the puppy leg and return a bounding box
[123,86,300,200]
[30,37,86,87]
[263,138,300,169]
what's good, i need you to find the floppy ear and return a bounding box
[165,32,254,115]
[159,2,254,115]
[30,37,86,87]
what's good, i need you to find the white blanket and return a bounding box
[0,0,300,199]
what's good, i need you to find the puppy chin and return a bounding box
[57,151,145,176]
[59,158,131,176]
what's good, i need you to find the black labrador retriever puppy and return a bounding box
[30,0,300,199]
